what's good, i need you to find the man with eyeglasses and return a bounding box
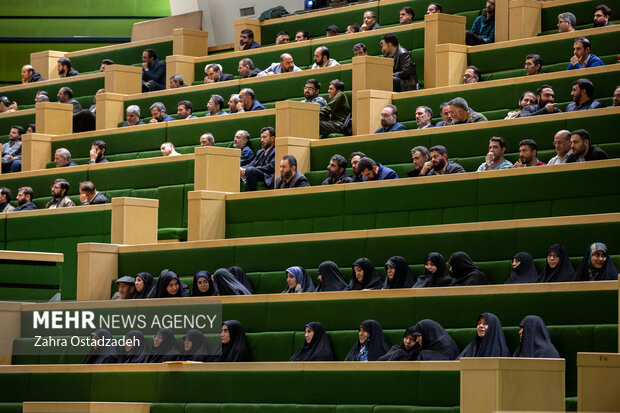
[524,54,543,76]
[301,79,327,107]
[557,12,576,33]
[547,130,573,165]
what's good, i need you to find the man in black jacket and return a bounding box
[204,64,235,84]
[276,155,310,189]
[520,84,562,117]
[21,65,44,83]
[566,129,608,162]
[14,187,37,211]
[57,57,79,78]
[142,49,166,92]
[380,32,419,92]
[241,126,276,191]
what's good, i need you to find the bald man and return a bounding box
[257,53,301,76]
[21,65,44,83]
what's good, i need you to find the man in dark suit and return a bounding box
[380,32,419,92]
[241,127,276,191]
[276,155,310,189]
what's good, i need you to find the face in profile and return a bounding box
[304,326,314,343]
[221,324,230,344]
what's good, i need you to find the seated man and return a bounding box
[149,102,175,123]
[21,65,44,83]
[46,179,75,209]
[79,181,109,205]
[326,25,339,37]
[0,96,17,113]
[35,91,49,103]
[295,31,310,41]
[239,29,260,50]
[122,105,144,126]
[54,148,77,167]
[233,130,255,166]
[420,145,465,175]
[114,276,135,300]
[357,157,398,181]
[466,0,495,45]
[557,12,576,33]
[567,78,602,111]
[568,37,604,70]
[206,94,226,116]
[160,142,180,157]
[463,65,481,84]
[88,88,104,115]
[14,187,37,211]
[477,137,513,171]
[301,79,327,107]
[593,4,612,27]
[0,188,14,213]
[57,87,82,114]
[350,151,366,182]
[169,74,185,88]
[448,97,487,124]
[513,139,546,167]
[200,133,215,147]
[257,53,301,76]
[275,31,290,44]
[177,100,197,119]
[381,32,419,92]
[400,7,415,24]
[228,94,243,113]
[322,154,354,185]
[353,43,367,57]
[141,49,166,92]
[613,85,620,107]
[427,3,442,13]
[566,129,608,162]
[361,10,381,30]
[548,130,573,165]
[89,140,109,164]
[57,57,79,78]
[505,91,536,119]
[204,64,235,84]
[100,59,114,72]
[407,146,431,177]
[1,125,24,173]
[276,155,310,189]
[524,54,543,76]
[376,104,407,133]
[347,23,361,33]
[435,102,452,126]
[239,88,265,111]
[319,79,351,136]
[241,126,276,191]
[311,46,340,69]
[238,58,261,78]
[520,85,562,116]
[415,106,434,129]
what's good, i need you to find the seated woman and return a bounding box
[411,319,459,360]
[120,330,148,363]
[448,252,491,286]
[413,252,453,288]
[133,272,154,299]
[314,261,347,292]
[505,252,539,284]
[283,266,315,293]
[211,320,251,362]
[575,242,618,281]
[192,271,216,297]
[147,327,180,363]
[179,329,208,362]
[212,268,252,295]
[537,244,576,282]
[344,320,390,361]
[383,256,415,289]
[346,258,383,290]
[149,269,190,298]
[514,315,560,358]
[229,266,254,293]
[82,328,118,364]
[379,326,419,361]
[290,322,334,361]
[457,312,510,358]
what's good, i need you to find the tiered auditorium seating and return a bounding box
[540,0,620,34]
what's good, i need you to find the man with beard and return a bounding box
[233,130,255,166]
[448,97,487,124]
[505,91,536,119]
[149,102,175,123]
[357,157,398,181]
[462,66,481,84]
[322,154,354,185]
[204,64,235,84]
[177,100,197,119]
[593,4,612,27]
[238,58,261,78]
[46,179,75,209]
[415,106,434,129]
[513,139,546,167]
[567,37,603,70]
[141,49,165,92]
[381,32,419,92]
[257,53,301,76]
[566,129,608,162]
[276,155,310,189]
[420,145,465,175]
[89,140,109,164]
[548,130,573,165]
[349,151,366,182]
[567,78,602,111]
[407,146,430,177]
[319,79,351,136]
[301,79,327,107]
[435,103,452,126]
[467,0,495,45]
[205,95,226,116]
[57,87,82,114]
[0,188,14,213]
[239,29,260,50]
[228,94,243,113]
[477,137,513,171]
[376,104,407,133]
[14,187,37,211]
[239,88,265,111]
[524,54,543,76]
[241,126,275,191]
[57,57,79,78]
[520,85,562,116]
[311,47,340,69]
[79,181,109,205]
[1,125,23,173]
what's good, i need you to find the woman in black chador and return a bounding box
[192,271,216,297]
[537,244,576,283]
[228,266,254,293]
[82,328,118,364]
[133,272,154,299]
[383,256,415,289]
[314,261,347,292]
[149,269,190,298]
[513,315,560,358]
[346,258,383,290]
[457,312,510,358]
[147,327,180,363]
[505,252,539,284]
[179,329,208,361]
[344,320,390,361]
[210,320,251,362]
[379,326,419,361]
[413,252,453,288]
[211,268,252,295]
[290,322,334,361]
[411,319,459,360]
[448,252,491,286]
[120,330,148,363]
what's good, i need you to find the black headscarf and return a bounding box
[457,313,510,359]
[346,258,383,290]
[413,319,459,361]
[228,266,254,293]
[212,268,252,295]
[448,252,491,286]
[133,272,155,299]
[314,261,348,292]
[82,328,119,364]
[413,252,453,288]
[290,321,334,361]
[575,242,618,281]
[211,320,251,362]
[149,269,190,298]
[378,327,420,361]
[282,266,315,293]
[537,244,576,283]
[179,329,208,361]
[192,271,216,297]
[383,256,415,289]
[513,315,560,358]
[147,327,180,363]
[344,320,391,361]
[505,252,539,284]
[121,330,149,363]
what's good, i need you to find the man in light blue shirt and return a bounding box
[477,137,513,171]
[257,53,301,76]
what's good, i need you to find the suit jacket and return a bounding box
[14,202,37,211]
[392,45,419,91]
[276,171,310,189]
[520,104,562,117]
[83,191,110,205]
[247,145,275,187]
[142,59,166,90]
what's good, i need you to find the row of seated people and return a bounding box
[111,242,618,300]
[82,313,558,364]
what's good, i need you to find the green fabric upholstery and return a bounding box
[3,76,105,110]
[0,257,62,301]
[0,113,36,139]
[69,41,173,73]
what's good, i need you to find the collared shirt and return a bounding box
[375,122,407,133]
[1,140,21,163]
[514,159,546,167]
[476,159,513,172]
[310,58,340,69]
[301,96,327,107]
[566,99,603,111]
[257,62,301,76]
[567,53,604,70]
[547,151,572,165]
[205,111,226,117]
